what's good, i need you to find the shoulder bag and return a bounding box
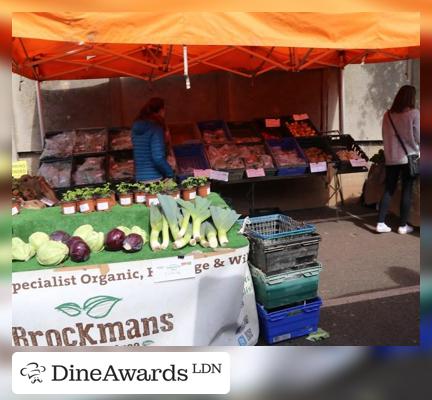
[387,111,419,177]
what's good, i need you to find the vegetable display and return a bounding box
[36,240,69,266]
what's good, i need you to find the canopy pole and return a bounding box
[338,66,345,134]
[35,81,46,147]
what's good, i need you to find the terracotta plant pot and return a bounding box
[145,193,159,207]
[77,199,95,213]
[134,191,146,204]
[119,193,133,206]
[197,184,211,197]
[96,197,111,211]
[168,190,180,200]
[109,192,117,207]
[61,201,77,215]
[181,187,197,201]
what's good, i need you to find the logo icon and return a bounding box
[20,362,46,384]
[55,295,122,319]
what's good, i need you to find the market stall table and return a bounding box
[12,194,259,347]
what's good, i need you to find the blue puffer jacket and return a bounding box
[132,120,174,181]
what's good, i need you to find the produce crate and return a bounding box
[227,121,262,144]
[168,122,201,146]
[205,144,245,181]
[40,131,76,161]
[254,117,288,139]
[108,127,133,151]
[73,127,108,156]
[284,115,320,138]
[265,138,309,176]
[251,262,322,309]
[248,232,321,275]
[238,143,277,177]
[173,143,210,181]
[325,134,369,173]
[38,160,73,189]
[197,120,231,144]
[296,136,339,166]
[257,297,322,344]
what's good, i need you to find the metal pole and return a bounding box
[338,66,345,134]
[35,80,46,147]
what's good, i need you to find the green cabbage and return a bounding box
[84,231,105,252]
[73,224,94,238]
[130,226,148,243]
[116,226,131,236]
[29,232,50,250]
[36,240,69,266]
[12,237,36,261]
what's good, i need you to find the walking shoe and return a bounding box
[398,225,414,234]
[376,223,392,233]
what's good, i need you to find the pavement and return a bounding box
[255,203,420,346]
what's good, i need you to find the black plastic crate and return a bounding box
[197,120,231,144]
[108,127,133,151]
[254,117,289,139]
[248,232,321,275]
[284,115,320,138]
[173,143,210,181]
[296,136,339,165]
[227,121,262,144]
[73,127,108,156]
[325,134,369,173]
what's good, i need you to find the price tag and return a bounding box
[153,258,196,283]
[12,160,28,179]
[189,191,196,200]
[63,206,76,215]
[148,197,159,206]
[310,162,327,173]
[246,168,265,178]
[293,113,309,121]
[40,197,55,207]
[97,201,109,211]
[12,206,19,216]
[210,170,229,182]
[265,118,281,128]
[120,197,132,206]
[350,159,368,167]
[135,195,146,203]
[193,169,211,178]
[79,203,90,212]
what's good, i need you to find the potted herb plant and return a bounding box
[133,182,146,204]
[94,183,113,211]
[195,176,211,197]
[60,190,78,215]
[180,177,197,201]
[116,182,134,206]
[162,178,180,199]
[76,187,95,213]
[145,182,162,207]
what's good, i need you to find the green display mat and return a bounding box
[12,193,249,273]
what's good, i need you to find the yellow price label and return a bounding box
[12,160,28,179]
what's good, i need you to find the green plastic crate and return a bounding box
[250,262,322,309]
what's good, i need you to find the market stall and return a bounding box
[12,11,420,346]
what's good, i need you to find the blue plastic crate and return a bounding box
[266,138,308,176]
[197,120,232,143]
[173,143,210,181]
[241,214,316,239]
[257,297,322,344]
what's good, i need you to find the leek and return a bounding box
[178,197,211,241]
[149,206,163,251]
[210,206,241,246]
[178,210,191,238]
[161,216,170,250]
[157,194,180,239]
[199,223,209,248]
[204,221,218,249]
[173,224,193,249]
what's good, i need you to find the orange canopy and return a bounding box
[12,12,420,81]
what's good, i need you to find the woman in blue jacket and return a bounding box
[132,97,174,182]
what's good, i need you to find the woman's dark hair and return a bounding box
[135,97,165,126]
[390,85,416,113]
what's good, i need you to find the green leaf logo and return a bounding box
[142,340,154,346]
[55,302,82,317]
[83,295,122,319]
[55,296,122,319]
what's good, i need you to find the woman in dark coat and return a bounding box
[132,97,174,181]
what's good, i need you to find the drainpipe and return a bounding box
[338,66,345,135]
[35,80,45,147]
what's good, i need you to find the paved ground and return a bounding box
[255,203,420,346]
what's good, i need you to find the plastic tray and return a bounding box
[238,143,277,176]
[197,120,232,144]
[205,144,245,181]
[73,127,108,155]
[266,138,308,176]
[325,134,369,173]
[242,213,316,239]
[296,136,339,165]
[227,121,262,144]
[284,116,320,138]
[248,232,321,275]
[251,262,322,309]
[173,143,210,181]
[257,297,322,344]
[108,127,133,151]
[254,117,288,139]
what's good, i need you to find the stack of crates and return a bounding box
[243,214,323,344]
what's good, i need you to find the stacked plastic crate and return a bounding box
[243,214,323,344]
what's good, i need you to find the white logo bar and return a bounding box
[13,352,230,394]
